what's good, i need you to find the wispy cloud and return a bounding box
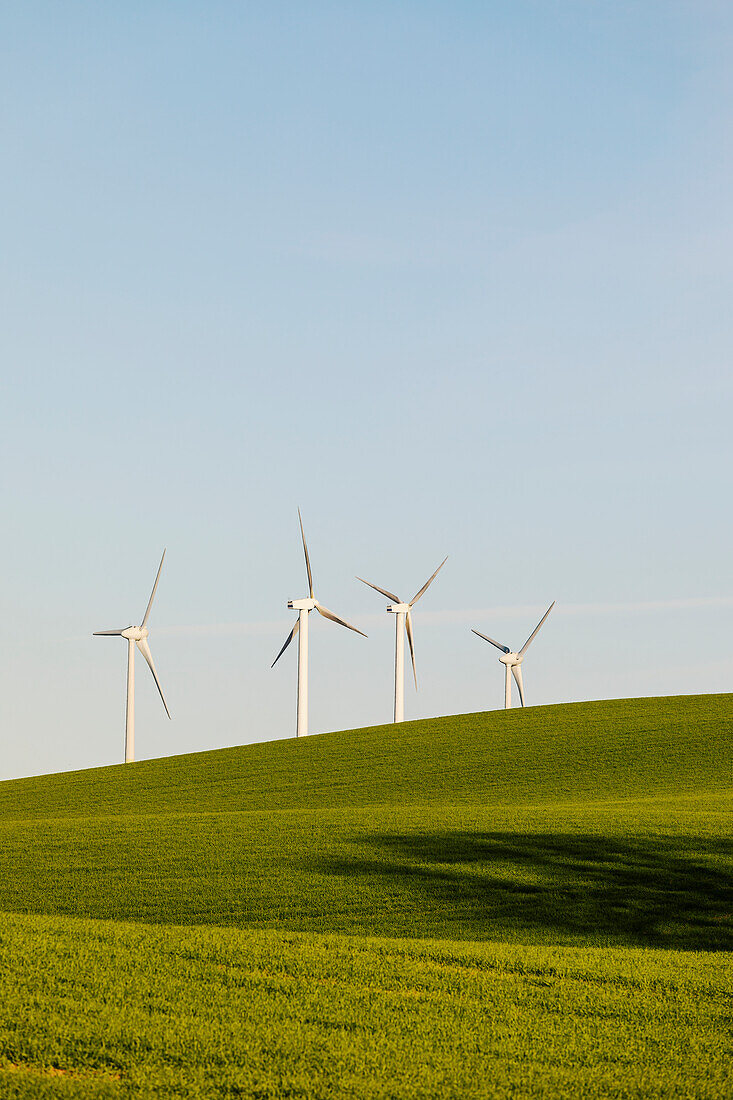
[157,619,291,638]
[154,596,733,639]
[421,596,733,626]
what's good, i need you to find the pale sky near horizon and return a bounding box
[2,1,732,780]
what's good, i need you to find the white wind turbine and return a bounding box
[94,550,171,762]
[272,510,366,738]
[357,557,447,723]
[472,601,555,709]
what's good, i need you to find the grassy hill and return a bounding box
[0,695,730,948]
[2,694,729,820]
[0,695,731,1097]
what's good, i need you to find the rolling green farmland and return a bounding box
[0,695,731,1097]
[2,695,727,820]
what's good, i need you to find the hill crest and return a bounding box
[1,694,731,822]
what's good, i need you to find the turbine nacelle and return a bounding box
[93,549,171,762]
[358,557,447,722]
[273,510,366,736]
[471,600,555,710]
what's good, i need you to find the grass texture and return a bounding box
[0,914,729,1100]
[0,695,731,1096]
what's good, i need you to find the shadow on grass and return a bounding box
[316,832,733,950]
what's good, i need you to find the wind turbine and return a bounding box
[94,550,171,762]
[357,557,447,723]
[272,510,366,738]
[472,601,555,709]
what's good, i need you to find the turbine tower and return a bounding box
[272,510,366,738]
[472,601,555,709]
[94,550,171,763]
[357,557,447,723]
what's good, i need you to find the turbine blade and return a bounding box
[512,663,525,707]
[356,576,401,603]
[409,556,448,606]
[405,610,417,689]
[93,630,125,636]
[315,603,367,637]
[471,629,510,654]
[141,549,166,628]
[518,601,555,657]
[298,509,314,599]
[136,637,171,718]
[271,617,300,668]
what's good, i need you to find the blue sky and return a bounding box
[2,2,732,778]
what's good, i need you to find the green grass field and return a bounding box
[0,695,731,1097]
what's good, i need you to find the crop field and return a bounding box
[0,695,731,1097]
